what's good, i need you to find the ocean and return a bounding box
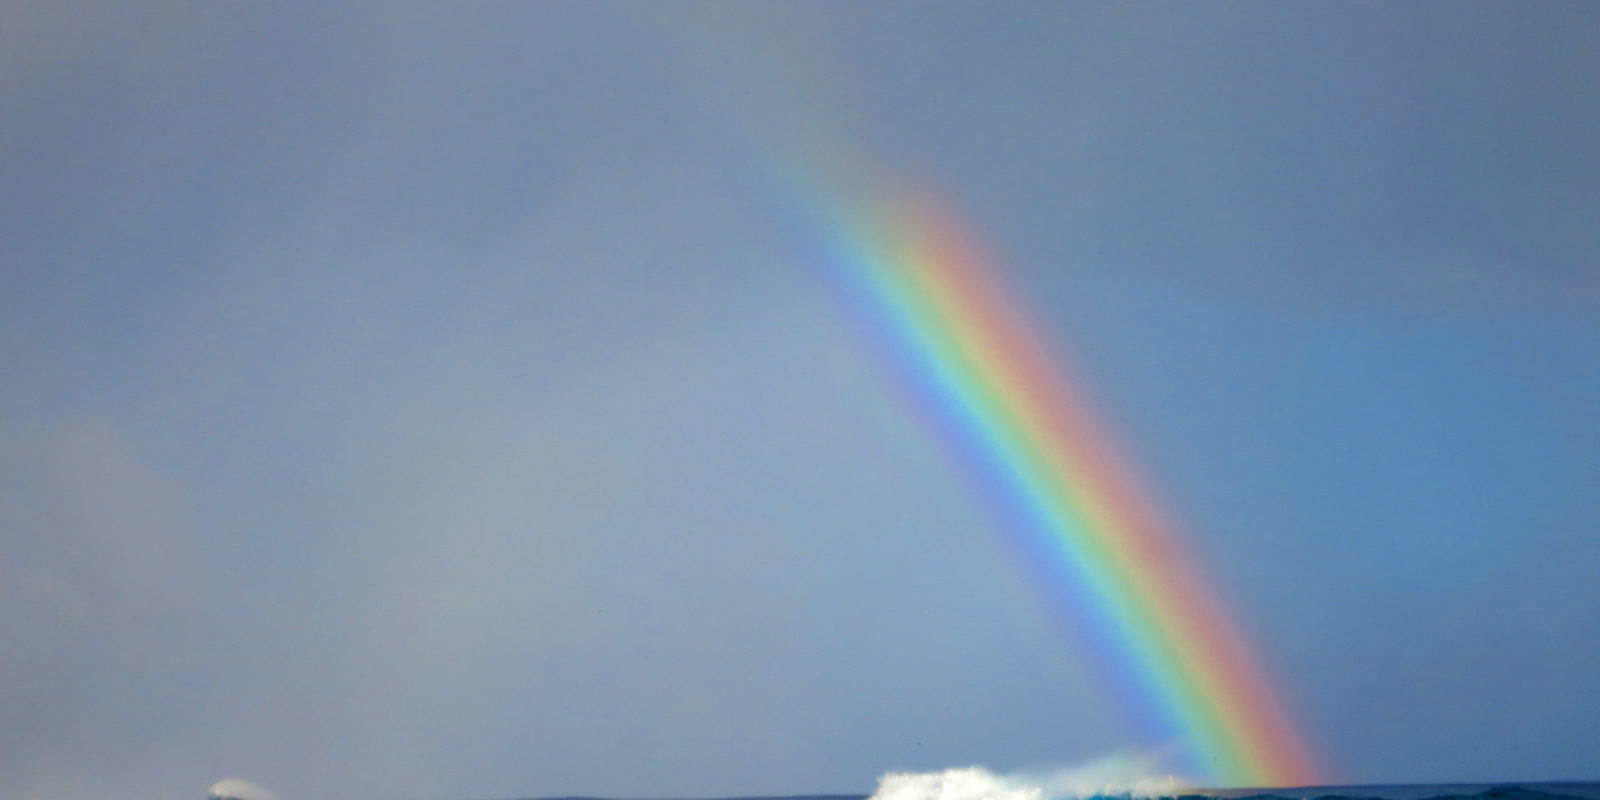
[536,786,1600,800]
[1204,786,1600,800]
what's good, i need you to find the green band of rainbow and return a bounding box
[806,182,1321,788]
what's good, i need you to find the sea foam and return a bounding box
[870,754,1184,800]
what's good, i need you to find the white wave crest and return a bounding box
[208,779,277,800]
[869,754,1187,800]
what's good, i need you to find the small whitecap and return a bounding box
[208,778,277,800]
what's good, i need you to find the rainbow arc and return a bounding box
[807,182,1321,788]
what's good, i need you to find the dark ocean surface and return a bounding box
[1205,784,1600,800]
[534,785,1600,800]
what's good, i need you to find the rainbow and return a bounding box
[801,179,1321,788]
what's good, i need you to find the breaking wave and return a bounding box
[869,754,1186,800]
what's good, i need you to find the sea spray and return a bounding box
[870,753,1189,800]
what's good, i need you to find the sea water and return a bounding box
[537,785,1600,800]
[1204,785,1600,800]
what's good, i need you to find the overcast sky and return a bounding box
[3,4,1598,800]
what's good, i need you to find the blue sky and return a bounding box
[2,4,1597,800]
